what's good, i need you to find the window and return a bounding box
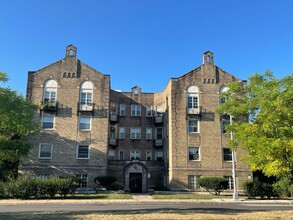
[110,126,116,139]
[79,116,91,130]
[220,86,229,104]
[187,86,199,113]
[42,114,54,129]
[130,150,140,160]
[187,96,198,109]
[76,174,87,188]
[120,104,126,116]
[224,176,234,190]
[80,81,93,104]
[119,127,125,139]
[110,103,117,114]
[189,147,200,161]
[222,119,230,133]
[43,79,57,106]
[131,127,141,139]
[155,127,163,140]
[188,175,200,189]
[39,143,52,159]
[223,148,232,161]
[77,145,89,159]
[131,104,141,116]
[155,150,163,161]
[146,106,152,117]
[146,127,152,140]
[108,150,115,160]
[146,150,152,161]
[188,119,199,133]
[119,151,124,160]
[156,105,163,117]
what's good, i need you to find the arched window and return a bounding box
[220,86,229,104]
[43,79,57,106]
[187,86,199,114]
[80,81,93,110]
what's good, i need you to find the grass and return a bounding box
[1,210,293,220]
[151,193,246,200]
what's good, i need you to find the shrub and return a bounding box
[59,177,79,198]
[2,175,36,199]
[198,177,228,195]
[273,177,292,198]
[243,180,278,199]
[1,175,79,199]
[94,175,116,188]
[108,181,124,191]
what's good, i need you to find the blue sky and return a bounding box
[1,0,293,94]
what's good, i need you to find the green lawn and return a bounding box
[151,193,245,200]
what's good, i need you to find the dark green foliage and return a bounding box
[94,175,117,188]
[198,177,228,195]
[1,175,78,199]
[107,181,124,191]
[273,177,293,198]
[243,180,278,199]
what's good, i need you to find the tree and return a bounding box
[217,71,293,181]
[0,72,40,181]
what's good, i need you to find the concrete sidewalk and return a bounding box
[0,194,292,205]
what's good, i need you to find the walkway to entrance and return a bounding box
[132,194,154,201]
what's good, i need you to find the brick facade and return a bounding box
[20,45,251,192]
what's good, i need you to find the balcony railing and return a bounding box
[109,138,118,148]
[186,106,201,115]
[40,101,58,114]
[78,102,94,112]
[110,113,119,122]
[154,116,163,124]
[153,139,163,148]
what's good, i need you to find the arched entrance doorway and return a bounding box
[124,162,147,193]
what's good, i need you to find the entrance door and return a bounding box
[129,173,142,193]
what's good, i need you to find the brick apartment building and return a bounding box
[20,45,251,192]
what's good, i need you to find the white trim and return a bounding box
[38,143,53,159]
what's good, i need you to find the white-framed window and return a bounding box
[146,150,152,161]
[188,175,200,189]
[156,105,163,117]
[131,104,141,116]
[146,106,152,117]
[119,127,125,139]
[79,116,91,131]
[38,143,53,159]
[155,127,163,140]
[77,145,89,159]
[131,127,141,139]
[119,151,124,160]
[108,150,115,160]
[110,103,117,114]
[155,150,163,161]
[42,114,54,129]
[80,81,93,105]
[222,119,230,133]
[188,119,199,133]
[130,150,140,160]
[187,96,198,109]
[223,148,232,161]
[146,127,152,140]
[43,79,57,106]
[224,176,234,190]
[220,86,229,104]
[120,104,126,116]
[187,86,199,113]
[110,125,116,139]
[76,174,88,188]
[188,147,200,161]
